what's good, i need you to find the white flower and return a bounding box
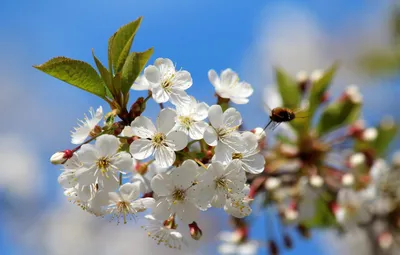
[174,96,209,140]
[64,186,109,216]
[362,127,377,141]
[264,177,281,190]
[142,215,184,249]
[208,68,253,104]
[204,105,244,162]
[144,58,192,106]
[74,135,133,191]
[349,152,366,168]
[228,132,265,174]
[129,108,188,168]
[198,161,246,208]
[341,173,355,187]
[309,175,324,188]
[71,106,103,144]
[224,185,252,218]
[106,182,155,224]
[131,162,166,194]
[151,160,204,223]
[131,75,151,91]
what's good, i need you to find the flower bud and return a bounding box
[50,150,73,165]
[284,208,298,221]
[188,222,203,240]
[341,173,354,187]
[268,240,279,255]
[129,97,145,119]
[265,177,281,191]
[283,234,293,249]
[296,224,310,239]
[252,127,266,141]
[348,153,366,168]
[296,70,309,93]
[378,232,393,250]
[310,69,323,82]
[343,85,363,104]
[309,175,324,188]
[361,128,377,142]
[349,120,365,137]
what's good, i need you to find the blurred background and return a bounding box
[1,0,399,254]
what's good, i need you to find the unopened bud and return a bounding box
[188,222,202,240]
[349,120,365,137]
[309,175,324,188]
[284,208,299,221]
[378,232,393,250]
[268,240,279,255]
[50,150,73,165]
[296,70,309,93]
[283,234,293,249]
[310,69,323,82]
[136,162,149,175]
[361,128,377,142]
[296,224,310,239]
[341,173,354,187]
[129,97,145,119]
[343,85,363,104]
[348,153,366,168]
[265,177,281,190]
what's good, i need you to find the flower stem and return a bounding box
[194,158,207,169]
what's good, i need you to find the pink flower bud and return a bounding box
[188,222,202,240]
[50,150,73,165]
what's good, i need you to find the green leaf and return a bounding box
[108,17,143,74]
[308,63,338,122]
[121,48,154,94]
[303,197,337,228]
[34,57,106,98]
[92,49,113,99]
[316,100,362,136]
[373,119,398,156]
[275,67,301,109]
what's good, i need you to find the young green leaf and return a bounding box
[92,49,113,99]
[108,17,143,74]
[316,100,362,136]
[33,57,106,99]
[275,67,301,109]
[302,197,337,228]
[121,47,154,94]
[373,118,398,156]
[308,63,338,122]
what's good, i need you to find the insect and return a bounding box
[264,107,296,130]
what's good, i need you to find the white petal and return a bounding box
[131,75,151,91]
[173,70,192,90]
[166,131,188,151]
[108,192,122,203]
[144,65,161,84]
[188,121,208,140]
[154,146,175,168]
[208,105,223,128]
[220,68,238,86]
[211,192,226,208]
[75,168,95,185]
[131,116,156,138]
[214,142,234,164]
[152,198,172,220]
[156,108,177,134]
[222,108,242,128]
[208,69,220,87]
[192,102,209,121]
[121,126,134,137]
[203,126,218,146]
[176,202,199,224]
[95,134,120,157]
[241,154,265,174]
[237,82,253,97]
[152,85,170,103]
[77,144,98,164]
[151,173,173,196]
[154,58,174,69]
[71,125,91,144]
[130,139,154,160]
[230,97,249,104]
[131,197,155,210]
[170,165,196,189]
[169,89,191,107]
[111,152,133,171]
[120,182,140,201]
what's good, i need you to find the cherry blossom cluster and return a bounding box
[50,58,263,249]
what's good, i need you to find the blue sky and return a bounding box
[0,0,398,254]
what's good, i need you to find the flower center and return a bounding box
[178,116,193,129]
[232,153,243,160]
[172,188,186,203]
[96,157,111,177]
[215,177,231,193]
[216,127,238,138]
[161,73,175,91]
[152,133,166,147]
